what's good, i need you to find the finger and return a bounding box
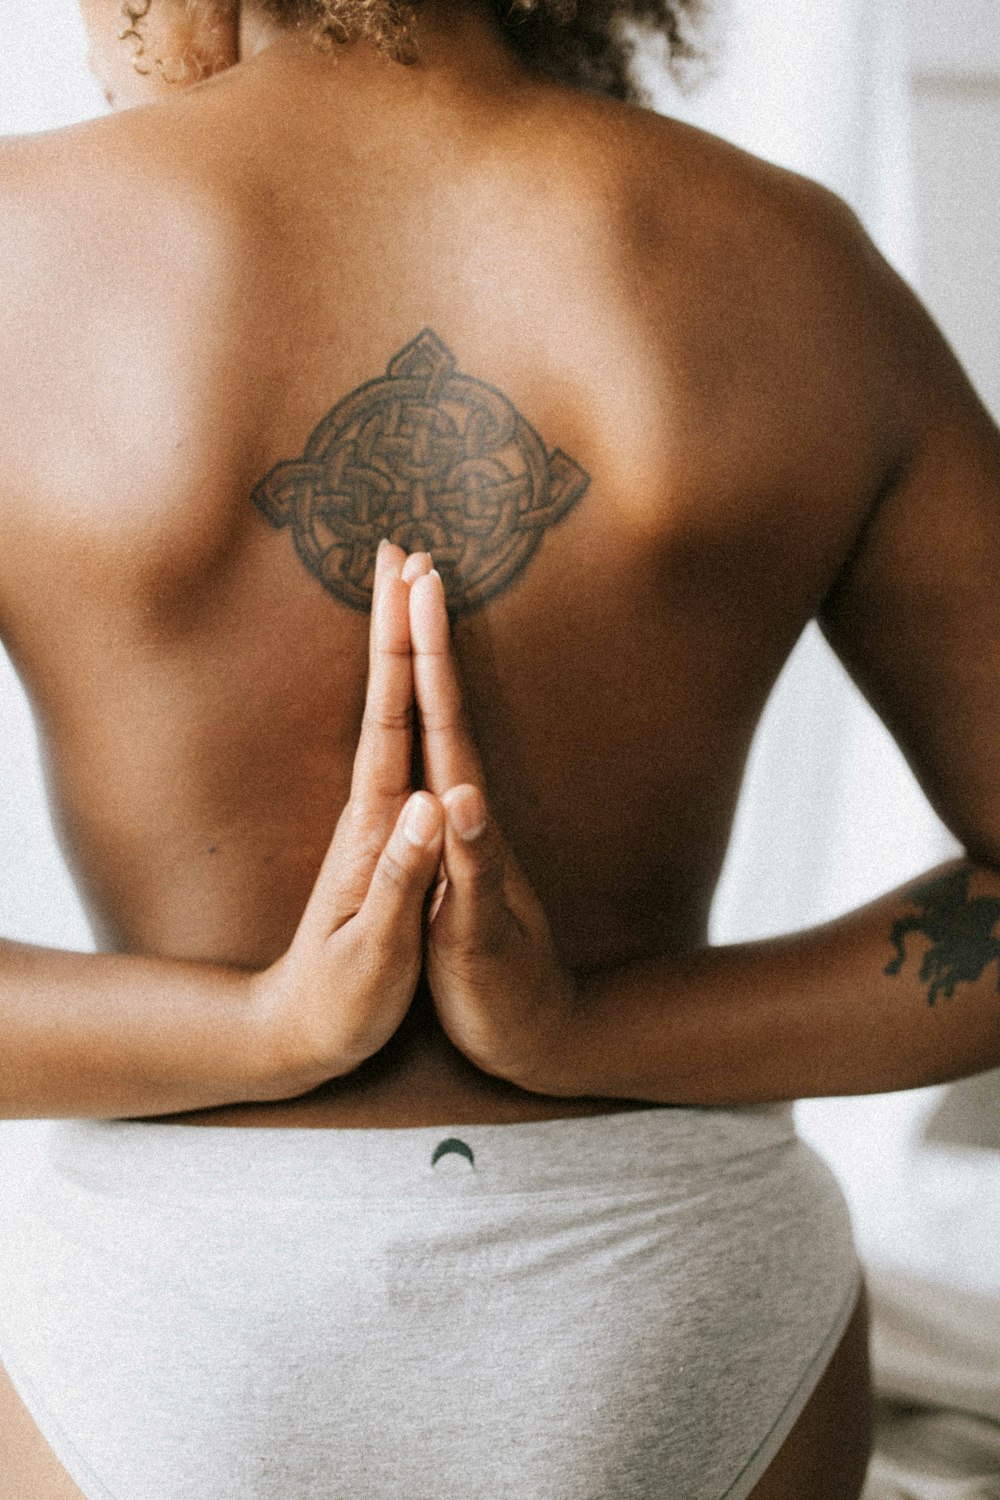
[350,540,414,808]
[360,791,445,939]
[433,783,514,956]
[427,869,449,924]
[410,569,486,794]
[401,550,434,585]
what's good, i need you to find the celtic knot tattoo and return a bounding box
[251,329,590,614]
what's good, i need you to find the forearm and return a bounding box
[0,939,278,1118]
[551,857,1000,1104]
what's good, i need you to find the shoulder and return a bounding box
[0,115,129,270]
[0,95,253,314]
[601,105,913,464]
[549,90,862,237]
[544,98,941,581]
[546,92,904,374]
[0,109,236,308]
[0,111,239,489]
[630,108,895,341]
[0,126,109,505]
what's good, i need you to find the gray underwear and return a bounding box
[0,1104,860,1499]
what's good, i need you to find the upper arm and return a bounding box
[818,269,1000,867]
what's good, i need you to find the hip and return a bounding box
[0,1104,861,1499]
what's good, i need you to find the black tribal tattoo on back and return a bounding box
[251,329,590,614]
[884,865,1000,1005]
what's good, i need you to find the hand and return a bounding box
[407,565,578,1094]
[251,541,444,1095]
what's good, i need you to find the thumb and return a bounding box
[359,792,445,941]
[434,784,516,957]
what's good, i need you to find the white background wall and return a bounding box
[911,0,1000,420]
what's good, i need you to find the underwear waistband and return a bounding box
[41,1102,797,1203]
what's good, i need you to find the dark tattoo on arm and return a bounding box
[251,329,590,614]
[884,865,1000,1005]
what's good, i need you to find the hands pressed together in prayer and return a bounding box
[257,540,578,1099]
[249,539,1000,1116]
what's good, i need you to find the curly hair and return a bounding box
[262,0,708,102]
[121,0,707,102]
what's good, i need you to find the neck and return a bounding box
[236,0,526,93]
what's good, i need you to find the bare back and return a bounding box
[0,37,911,1125]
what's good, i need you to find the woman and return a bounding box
[1,0,999,1494]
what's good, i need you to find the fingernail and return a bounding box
[401,552,425,584]
[404,794,438,847]
[449,786,487,842]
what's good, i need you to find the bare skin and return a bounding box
[3,0,1000,1489]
